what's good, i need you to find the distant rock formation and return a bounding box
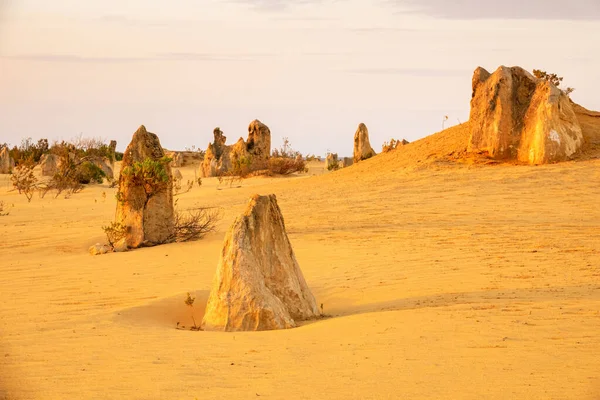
[0,147,14,174]
[109,140,117,160]
[468,66,583,164]
[200,121,271,178]
[165,151,184,167]
[382,138,410,153]
[353,123,376,163]
[95,157,114,180]
[342,157,354,167]
[115,125,174,249]
[326,153,339,170]
[202,194,320,331]
[39,154,60,176]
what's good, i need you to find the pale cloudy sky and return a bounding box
[1,0,599,155]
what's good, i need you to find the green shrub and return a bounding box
[75,162,105,184]
[121,156,172,198]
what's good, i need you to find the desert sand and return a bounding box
[1,125,599,399]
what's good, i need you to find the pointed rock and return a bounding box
[353,123,376,163]
[202,194,320,331]
[115,125,174,248]
[0,146,14,174]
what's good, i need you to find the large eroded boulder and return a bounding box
[353,123,376,163]
[202,194,320,331]
[115,125,174,248]
[468,66,583,164]
[0,147,14,174]
[200,122,271,178]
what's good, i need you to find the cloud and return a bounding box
[1,53,273,63]
[387,0,600,20]
[346,67,469,77]
[229,0,328,12]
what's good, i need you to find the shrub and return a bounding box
[268,137,306,175]
[268,156,306,175]
[75,161,105,184]
[120,156,172,199]
[166,207,221,243]
[533,69,575,96]
[8,138,49,165]
[11,160,38,202]
[102,222,128,247]
[0,200,9,216]
[231,155,254,178]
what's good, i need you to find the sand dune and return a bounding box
[1,140,600,399]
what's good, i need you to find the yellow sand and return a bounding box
[1,148,599,399]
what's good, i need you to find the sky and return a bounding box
[1,0,599,156]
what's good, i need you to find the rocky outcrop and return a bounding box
[39,154,60,176]
[202,194,320,332]
[200,121,271,178]
[246,120,271,162]
[326,153,339,170]
[165,151,184,167]
[353,123,376,163]
[468,66,583,164]
[115,125,174,248]
[0,147,14,174]
[95,157,114,180]
[342,157,354,168]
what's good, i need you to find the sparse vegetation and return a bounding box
[102,222,128,247]
[268,137,306,175]
[533,69,575,96]
[0,200,9,216]
[120,156,172,203]
[168,207,220,243]
[10,160,38,202]
[184,292,200,330]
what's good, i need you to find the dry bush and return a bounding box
[0,200,9,216]
[11,160,38,202]
[533,69,575,96]
[268,137,306,175]
[268,156,306,175]
[102,222,128,247]
[165,207,221,243]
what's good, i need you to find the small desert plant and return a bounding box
[11,160,37,202]
[231,155,254,178]
[533,69,575,96]
[166,207,220,243]
[102,222,128,247]
[0,200,9,216]
[184,292,199,330]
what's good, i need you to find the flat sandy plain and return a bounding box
[1,126,599,399]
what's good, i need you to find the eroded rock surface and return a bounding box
[202,194,319,331]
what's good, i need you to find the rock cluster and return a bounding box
[468,66,583,164]
[200,120,271,178]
